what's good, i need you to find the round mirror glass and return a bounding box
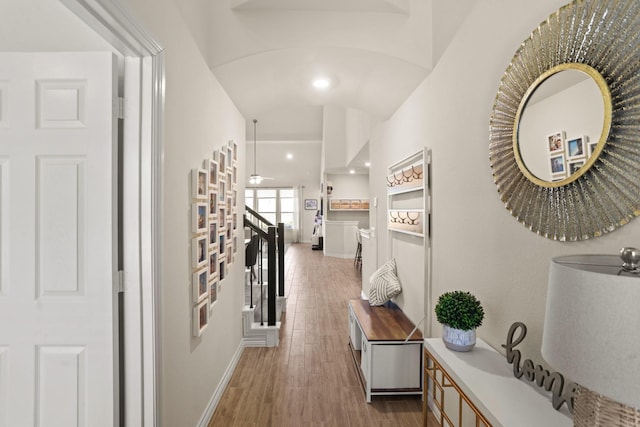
[514,64,611,187]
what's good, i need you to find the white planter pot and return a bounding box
[442,325,476,352]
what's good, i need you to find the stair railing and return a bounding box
[244,206,285,326]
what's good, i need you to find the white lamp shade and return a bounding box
[542,255,640,410]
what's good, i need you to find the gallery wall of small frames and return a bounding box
[190,140,239,337]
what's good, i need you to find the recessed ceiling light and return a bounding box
[349,169,355,174]
[286,153,293,160]
[365,162,371,167]
[312,78,331,90]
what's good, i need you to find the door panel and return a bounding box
[0,52,117,427]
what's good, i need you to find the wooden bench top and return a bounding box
[349,299,423,342]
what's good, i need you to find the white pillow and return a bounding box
[368,258,402,306]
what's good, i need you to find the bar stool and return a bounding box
[354,227,362,271]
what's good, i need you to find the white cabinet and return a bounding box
[348,299,423,402]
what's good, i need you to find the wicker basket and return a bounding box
[574,385,640,426]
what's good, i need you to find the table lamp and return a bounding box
[541,249,640,426]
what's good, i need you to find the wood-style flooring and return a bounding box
[209,243,438,427]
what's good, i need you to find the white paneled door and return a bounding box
[0,52,117,427]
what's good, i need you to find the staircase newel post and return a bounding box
[267,226,277,326]
[277,222,285,297]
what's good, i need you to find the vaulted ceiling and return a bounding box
[176,0,476,141]
[0,0,477,144]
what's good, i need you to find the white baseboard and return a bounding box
[196,340,246,427]
[323,251,353,259]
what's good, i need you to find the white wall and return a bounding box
[322,105,347,170]
[370,0,640,362]
[118,1,246,425]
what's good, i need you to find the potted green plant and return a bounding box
[435,291,485,352]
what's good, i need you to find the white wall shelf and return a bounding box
[386,148,431,240]
[329,198,370,211]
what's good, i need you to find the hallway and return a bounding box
[209,243,429,426]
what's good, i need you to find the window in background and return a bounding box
[245,188,295,229]
[280,189,294,228]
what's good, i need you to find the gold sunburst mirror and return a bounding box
[489,0,640,241]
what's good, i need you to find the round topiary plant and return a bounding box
[435,291,484,331]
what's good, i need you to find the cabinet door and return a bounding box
[370,343,421,389]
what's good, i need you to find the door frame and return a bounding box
[59,1,164,425]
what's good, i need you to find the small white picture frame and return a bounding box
[192,235,208,269]
[205,159,218,189]
[192,267,209,303]
[193,298,209,337]
[192,202,208,233]
[192,168,208,200]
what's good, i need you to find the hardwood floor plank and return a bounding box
[208,243,428,427]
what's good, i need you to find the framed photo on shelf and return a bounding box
[192,202,208,233]
[567,136,587,160]
[192,299,209,337]
[192,267,209,303]
[304,199,318,210]
[547,131,565,154]
[191,168,208,200]
[192,235,208,269]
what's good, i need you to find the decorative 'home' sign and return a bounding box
[502,322,576,413]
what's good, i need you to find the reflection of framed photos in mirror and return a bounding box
[567,159,585,175]
[566,136,587,160]
[587,140,598,157]
[547,131,565,154]
[551,174,566,182]
[549,154,566,175]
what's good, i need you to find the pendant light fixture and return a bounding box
[249,119,263,185]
